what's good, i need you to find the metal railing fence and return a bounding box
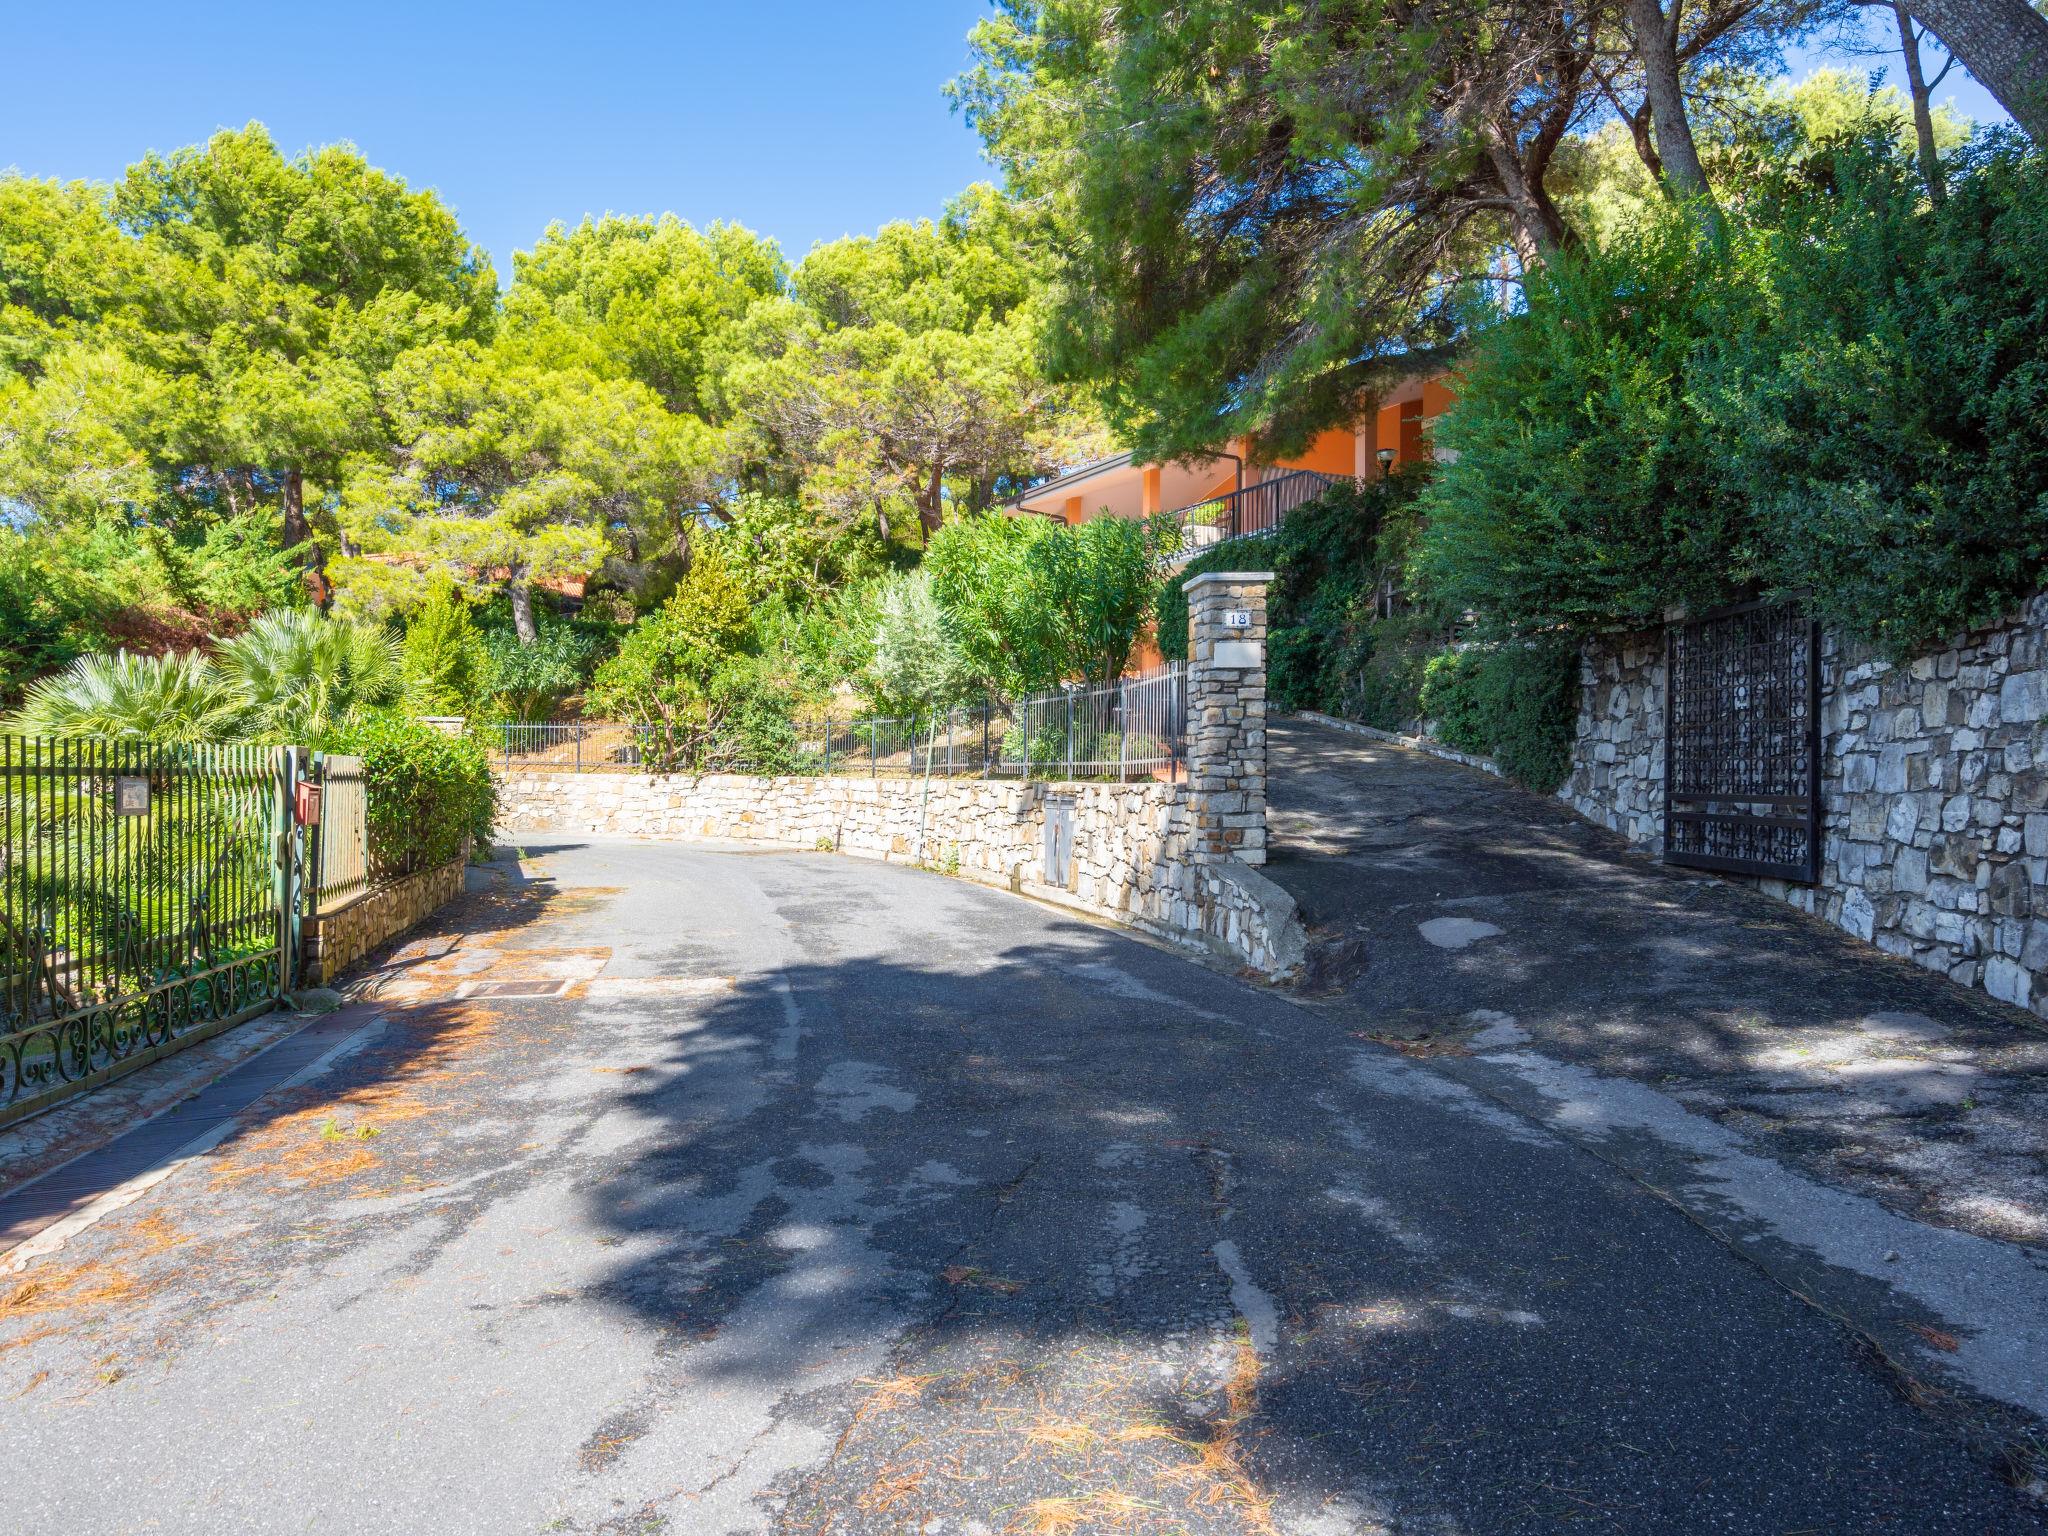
[1177,469,1345,556]
[493,720,657,773]
[996,664,1187,782]
[493,664,1189,784]
[1,736,288,1127]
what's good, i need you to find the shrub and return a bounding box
[1418,134,2048,656]
[10,649,245,741]
[1267,627,1327,711]
[323,711,496,875]
[587,540,755,737]
[697,657,805,774]
[0,530,99,707]
[1415,203,1760,636]
[1416,640,1580,792]
[401,579,492,717]
[1418,649,1490,754]
[868,570,976,717]
[1335,611,1434,732]
[481,622,604,721]
[930,512,1178,695]
[213,610,403,744]
[1709,135,2048,652]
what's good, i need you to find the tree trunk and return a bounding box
[1626,0,1715,198]
[1898,0,2048,143]
[1895,2,1950,202]
[917,465,945,544]
[508,570,538,646]
[1484,132,1575,256]
[1621,99,1666,182]
[281,468,310,555]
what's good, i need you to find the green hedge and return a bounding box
[1419,135,2048,655]
[323,711,496,876]
[1416,641,1581,793]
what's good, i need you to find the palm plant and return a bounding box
[9,650,247,742]
[213,610,403,744]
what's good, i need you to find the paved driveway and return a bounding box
[0,838,2040,1534]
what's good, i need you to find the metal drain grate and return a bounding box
[455,978,572,1000]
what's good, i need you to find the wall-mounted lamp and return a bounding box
[1376,447,1397,479]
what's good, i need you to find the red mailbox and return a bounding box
[293,780,324,827]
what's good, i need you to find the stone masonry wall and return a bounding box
[1561,594,2048,1018]
[303,852,468,985]
[494,773,1304,977]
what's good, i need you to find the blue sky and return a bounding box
[0,1,2008,282]
[0,1,998,277]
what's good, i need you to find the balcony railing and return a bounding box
[1175,469,1347,557]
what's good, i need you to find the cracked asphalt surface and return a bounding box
[2,836,2043,1534]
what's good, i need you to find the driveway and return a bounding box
[1267,720,2048,1434]
[0,837,2041,1534]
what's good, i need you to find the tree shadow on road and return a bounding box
[562,920,2036,1535]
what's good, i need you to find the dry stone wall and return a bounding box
[493,572,1303,977]
[494,773,1304,977]
[1562,595,2048,1018]
[1184,572,1272,866]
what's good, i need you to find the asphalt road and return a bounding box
[1,839,2039,1534]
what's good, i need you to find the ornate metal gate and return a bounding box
[1,738,293,1128]
[1663,600,1821,883]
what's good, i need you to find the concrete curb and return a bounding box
[1293,710,1505,779]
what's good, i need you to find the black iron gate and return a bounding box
[1663,600,1821,883]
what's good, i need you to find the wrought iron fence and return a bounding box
[0,736,288,1127]
[1176,469,1345,556]
[493,664,1189,784]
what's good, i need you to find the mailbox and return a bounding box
[294,780,324,827]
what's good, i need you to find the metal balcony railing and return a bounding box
[1175,469,1347,556]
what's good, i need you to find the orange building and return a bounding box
[1007,368,1456,670]
[1009,369,1455,534]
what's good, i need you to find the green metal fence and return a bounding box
[0,736,291,1128]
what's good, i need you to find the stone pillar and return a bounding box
[1184,571,1273,865]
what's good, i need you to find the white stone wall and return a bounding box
[494,772,1304,977]
[1561,594,2048,1018]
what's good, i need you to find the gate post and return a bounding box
[1184,571,1274,865]
[274,746,301,996]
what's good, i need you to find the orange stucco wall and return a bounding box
[1009,366,1462,529]
[1376,398,1426,467]
[1280,426,1359,477]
